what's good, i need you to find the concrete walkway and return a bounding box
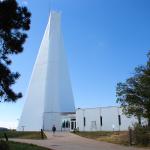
[10,132,147,150]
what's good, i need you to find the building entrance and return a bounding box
[70,119,76,131]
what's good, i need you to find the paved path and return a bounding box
[10,132,147,150]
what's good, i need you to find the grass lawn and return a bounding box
[0,141,51,150]
[75,131,129,145]
[0,131,47,139]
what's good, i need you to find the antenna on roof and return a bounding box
[49,0,51,14]
[49,0,54,13]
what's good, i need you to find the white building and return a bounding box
[18,11,75,131]
[76,107,138,131]
[18,11,140,132]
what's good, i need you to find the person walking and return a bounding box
[52,125,56,135]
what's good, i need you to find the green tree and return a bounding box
[0,0,31,102]
[116,52,150,126]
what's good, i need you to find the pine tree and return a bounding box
[0,0,31,102]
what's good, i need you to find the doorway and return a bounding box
[70,119,76,131]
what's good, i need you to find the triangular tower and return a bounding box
[18,11,75,131]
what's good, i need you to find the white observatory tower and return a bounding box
[18,11,75,131]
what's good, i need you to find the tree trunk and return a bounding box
[148,118,150,127]
[138,116,141,125]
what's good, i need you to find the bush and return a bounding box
[133,124,150,146]
[0,140,9,150]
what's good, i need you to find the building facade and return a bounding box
[17,11,75,131]
[76,106,138,131]
[56,106,143,132]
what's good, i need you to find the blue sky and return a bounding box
[0,0,150,128]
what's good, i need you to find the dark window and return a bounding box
[83,117,86,126]
[71,122,74,130]
[71,119,76,121]
[118,115,121,126]
[62,121,65,128]
[100,116,103,126]
[66,121,70,128]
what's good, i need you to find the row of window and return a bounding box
[83,115,121,127]
[62,120,70,128]
[62,119,76,129]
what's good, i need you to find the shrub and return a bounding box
[0,140,9,150]
[133,124,150,146]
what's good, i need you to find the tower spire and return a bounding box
[49,0,51,14]
[18,11,75,131]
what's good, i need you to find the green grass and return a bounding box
[74,131,113,139]
[75,131,129,145]
[0,131,47,139]
[75,131,150,147]
[0,141,51,150]
[9,142,51,150]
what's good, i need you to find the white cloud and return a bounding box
[0,121,18,129]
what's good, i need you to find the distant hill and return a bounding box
[0,127,8,131]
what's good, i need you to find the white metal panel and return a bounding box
[44,12,75,114]
[18,12,75,131]
[76,107,138,131]
[101,107,119,131]
[84,108,100,131]
[76,109,84,131]
[17,16,50,131]
[43,12,75,130]
[118,108,138,131]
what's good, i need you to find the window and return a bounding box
[62,121,65,128]
[71,122,74,130]
[66,120,70,128]
[100,116,103,126]
[118,115,121,126]
[83,117,86,126]
[91,121,97,129]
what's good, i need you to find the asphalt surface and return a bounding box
[10,132,147,150]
